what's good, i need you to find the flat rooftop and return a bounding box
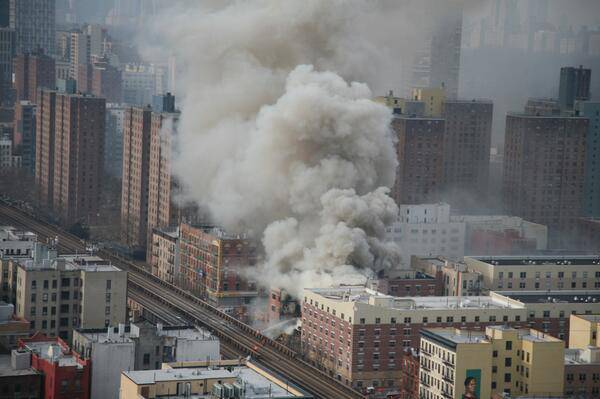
[469,255,600,266]
[0,354,39,377]
[308,287,524,310]
[498,291,600,304]
[77,324,215,344]
[23,342,82,368]
[422,328,487,345]
[123,367,302,398]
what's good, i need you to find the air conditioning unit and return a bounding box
[222,383,235,398]
[212,383,224,398]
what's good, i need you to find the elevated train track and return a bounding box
[0,203,364,399]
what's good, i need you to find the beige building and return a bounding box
[420,326,564,399]
[119,359,310,398]
[149,227,179,285]
[568,314,600,349]
[14,243,127,341]
[464,255,600,292]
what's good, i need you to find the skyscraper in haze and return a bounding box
[9,0,55,56]
[559,66,591,111]
[410,0,463,99]
[503,109,588,246]
[13,51,55,102]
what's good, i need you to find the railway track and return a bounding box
[0,202,364,399]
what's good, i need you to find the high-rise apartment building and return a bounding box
[35,90,105,225]
[14,243,127,341]
[9,0,55,56]
[0,26,14,104]
[35,90,56,209]
[104,103,125,179]
[578,101,600,217]
[441,100,493,205]
[13,100,36,175]
[178,223,258,321]
[503,112,588,244]
[69,30,90,85]
[121,102,176,252]
[13,51,55,103]
[392,115,445,205]
[559,66,591,111]
[419,326,564,399]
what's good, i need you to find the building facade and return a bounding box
[13,101,36,175]
[72,322,219,399]
[441,99,493,207]
[120,105,176,252]
[178,223,258,321]
[578,101,600,217]
[392,116,445,205]
[9,0,55,56]
[503,112,588,245]
[149,227,179,285]
[419,326,564,399]
[464,255,600,294]
[386,203,466,265]
[14,243,127,341]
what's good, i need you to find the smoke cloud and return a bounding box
[142,0,401,297]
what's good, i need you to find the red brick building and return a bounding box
[369,270,444,297]
[564,347,600,398]
[177,223,258,321]
[19,333,91,399]
[399,348,420,399]
[13,51,55,102]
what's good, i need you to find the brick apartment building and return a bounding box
[121,100,176,254]
[177,223,258,321]
[503,111,588,246]
[392,115,445,205]
[441,99,493,205]
[35,90,105,226]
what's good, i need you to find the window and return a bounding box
[60,318,69,327]
[506,341,512,350]
[52,280,57,288]
[390,317,396,324]
[43,280,49,289]
[504,373,511,383]
[505,357,512,367]
[143,353,150,365]
[60,291,70,300]
[375,317,381,324]
[475,316,480,322]
[493,350,498,358]
[404,317,411,323]
[106,280,112,290]
[60,304,69,314]
[359,318,365,324]
[31,280,36,289]
[520,272,526,278]
[61,278,70,287]
[105,306,110,315]
[105,293,111,302]
[31,293,36,302]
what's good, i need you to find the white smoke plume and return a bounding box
[142,0,402,297]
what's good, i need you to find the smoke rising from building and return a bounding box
[141,0,401,297]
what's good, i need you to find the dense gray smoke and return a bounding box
[143,0,401,297]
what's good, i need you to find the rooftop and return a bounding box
[423,326,560,349]
[307,287,524,310]
[498,291,600,304]
[468,255,600,266]
[23,341,83,368]
[0,354,39,377]
[0,226,37,241]
[564,347,600,365]
[123,366,304,398]
[76,323,216,344]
